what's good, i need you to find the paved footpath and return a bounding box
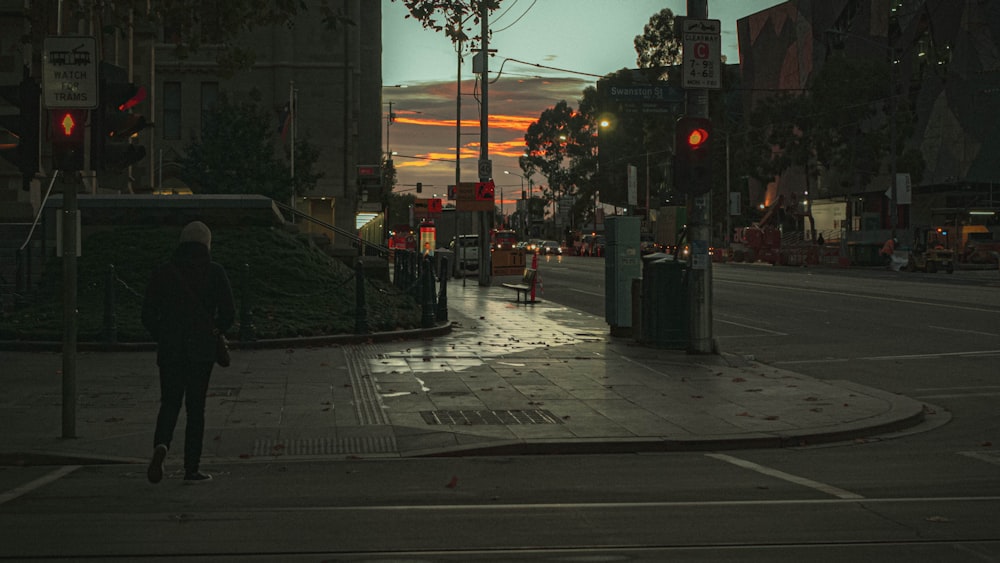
[0,282,932,466]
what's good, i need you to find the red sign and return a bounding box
[428,198,442,213]
[475,180,495,201]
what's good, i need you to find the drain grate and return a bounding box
[253,435,397,456]
[421,409,563,425]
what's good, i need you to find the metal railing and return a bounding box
[272,201,390,258]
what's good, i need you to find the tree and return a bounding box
[179,91,321,202]
[520,100,597,227]
[634,8,681,70]
[392,0,501,43]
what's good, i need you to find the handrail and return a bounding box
[272,201,389,258]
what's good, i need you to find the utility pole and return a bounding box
[477,4,491,286]
[686,0,715,354]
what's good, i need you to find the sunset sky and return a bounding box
[381,0,786,210]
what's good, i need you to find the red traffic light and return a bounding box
[686,127,709,148]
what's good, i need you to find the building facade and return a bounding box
[0,0,383,245]
[737,0,1000,240]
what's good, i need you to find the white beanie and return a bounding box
[179,221,212,249]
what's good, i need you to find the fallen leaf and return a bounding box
[446,476,458,489]
[732,377,746,383]
[925,515,952,523]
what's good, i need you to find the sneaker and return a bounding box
[183,471,213,484]
[147,444,168,484]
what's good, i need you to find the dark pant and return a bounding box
[153,360,214,473]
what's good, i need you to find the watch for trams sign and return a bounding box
[42,36,98,109]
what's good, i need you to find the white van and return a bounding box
[450,234,480,274]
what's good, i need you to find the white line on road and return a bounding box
[715,319,788,336]
[567,288,603,297]
[774,350,1000,366]
[0,465,80,506]
[861,349,1000,361]
[718,279,1000,314]
[916,391,1000,400]
[927,325,999,337]
[248,496,1000,512]
[958,451,1000,467]
[706,453,864,500]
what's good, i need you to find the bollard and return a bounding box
[102,263,117,344]
[421,256,436,328]
[436,256,448,322]
[355,258,369,334]
[238,263,257,342]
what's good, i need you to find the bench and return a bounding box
[501,268,537,303]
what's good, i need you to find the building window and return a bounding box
[163,82,181,140]
[201,82,219,130]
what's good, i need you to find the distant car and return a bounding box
[540,240,562,255]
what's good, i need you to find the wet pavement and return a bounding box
[0,282,932,466]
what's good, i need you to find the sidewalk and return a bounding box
[0,283,932,466]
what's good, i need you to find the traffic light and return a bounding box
[674,116,713,195]
[416,182,422,193]
[0,66,40,189]
[92,62,149,171]
[50,109,86,171]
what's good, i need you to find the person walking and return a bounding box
[142,221,235,484]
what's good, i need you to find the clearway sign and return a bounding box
[682,19,722,90]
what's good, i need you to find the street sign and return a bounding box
[475,180,495,201]
[681,19,721,90]
[478,158,492,179]
[455,181,493,212]
[42,36,98,109]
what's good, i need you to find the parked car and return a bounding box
[540,240,562,255]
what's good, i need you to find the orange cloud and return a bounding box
[395,114,536,132]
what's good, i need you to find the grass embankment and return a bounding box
[0,226,421,342]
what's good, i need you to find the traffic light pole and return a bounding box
[62,170,79,438]
[686,0,715,354]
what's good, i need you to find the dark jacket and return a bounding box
[141,242,236,366]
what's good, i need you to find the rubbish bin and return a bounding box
[640,255,688,349]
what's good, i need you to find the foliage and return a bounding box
[388,192,417,227]
[634,8,681,69]
[391,0,501,43]
[741,53,923,196]
[520,7,684,222]
[178,92,322,202]
[0,226,421,342]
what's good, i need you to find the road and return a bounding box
[1,256,998,561]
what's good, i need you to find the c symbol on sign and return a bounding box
[694,42,710,59]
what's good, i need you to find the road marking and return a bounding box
[0,465,80,506]
[775,351,1000,366]
[706,453,864,500]
[250,496,1000,512]
[718,279,1000,314]
[861,349,1000,361]
[927,325,999,337]
[567,288,603,297]
[958,451,1000,467]
[916,391,1000,399]
[715,319,788,336]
